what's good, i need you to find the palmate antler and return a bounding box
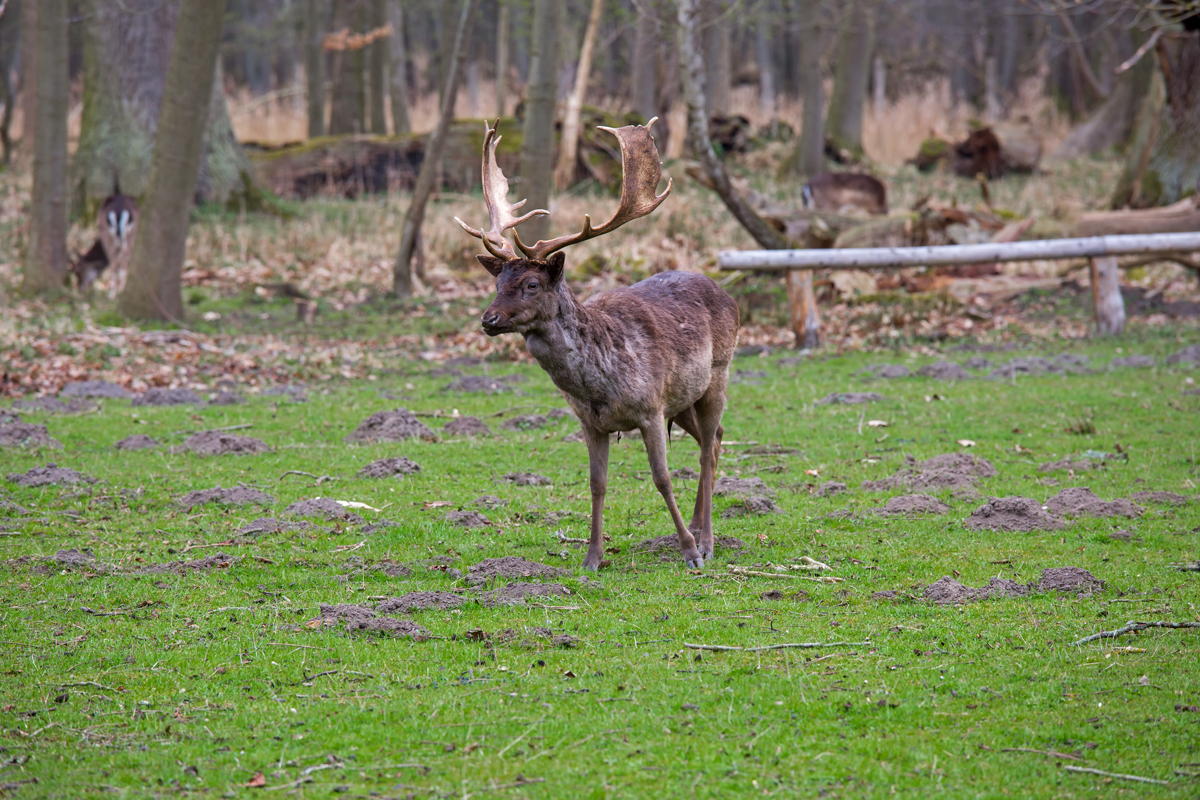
[456,118,672,264]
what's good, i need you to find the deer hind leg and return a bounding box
[640,414,703,569]
[692,380,728,559]
[582,425,611,571]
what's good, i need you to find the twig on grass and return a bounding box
[1000,747,1083,761]
[179,540,238,554]
[264,775,313,791]
[279,470,334,484]
[496,718,544,758]
[685,641,869,652]
[173,423,253,436]
[60,681,121,693]
[80,607,127,617]
[334,540,366,552]
[727,565,842,583]
[1070,620,1200,647]
[1063,765,1170,785]
[290,669,339,686]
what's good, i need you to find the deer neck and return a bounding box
[522,283,592,395]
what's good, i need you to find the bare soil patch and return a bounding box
[441,510,492,528]
[816,392,885,405]
[1038,458,1096,473]
[917,361,972,380]
[817,481,847,497]
[174,430,271,455]
[14,397,98,414]
[501,414,548,431]
[0,409,18,424]
[285,498,365,523]
[859,364,911,379]
[357,457,421,478]
[210,391,246,405]
[548,407,575,419]
[714,476,775,499]
[0,423,62,449]
[721,496,783,517]
[1044,487,1143,518]
[264,385,308,402]
[473,495,507,509]
[115,434,160,451]
[238,517,312,535]
[442,416,492,436]
[924,576,1029,603]
[178,486,275,511]
[962,356,993,369]
[51,548,105,571]
[466,557,569,585]
[1111,355,1155,368]
[313,604,427,638]
[1034,567,1106,593]
[134,553,237,574]
[633,535,748,560]
[133,388,203,406]
[868,494,951,516]
[1166,344,1200,365]
[965,496,1064,531]
[863,453,996,491]
[344,408,437,443]
[671,467,700,480]
[479,582,572,606]
[377,592,464,612]
[988,354,1091,379]
[498,472,552,486]
[59,380,134,399]
[443,375,512,394]
[1130,491,1188,506]
[920,453,998,478]
[7,464,97,487]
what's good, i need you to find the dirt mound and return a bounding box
[817,481,847,497]
[14,397,98,414]
[466,557,569,585]
[443,416,492,436]
[1044,487,1142,518]
[360,520,400,535]
[174,430,270,455]
[377,592,464,612]
[479,583,572,606]
[721,496,783,518]
[869,494,950,516]
[0,409,18,424]
[816,392,884,405]
[443,375,512,394]
[965,496,1064,531]
[714,476,775,499]
[917,361,972,380]
[135,553,237,574]
[863,453,996,492]
[179,486,275,510]
[671,467,700,480]
[285,498,365,523]
[0,422,62,449]
[238,517,311,535]
[924,576,1029,604]
[59,380,134,399]
[861,364,911,379]
[7,464,97,487]
[1034,567,1105,593]
[50,549,103,570]
[210,390,245,406]
[920,453,998,477]
[1166,344,1200,365]
[115,434,160,451]
[473,495,507,509]
[871,590,900,601]
[357,457,421,478]
[501,414,547,431]
[1111,355,1155,368]
[561,429,586,443]
[962,356,992,369]
[441,510,492,528]
[344,408,437,444]
[1130,491,1188,506]
[988,354,1091,379]
[498,472,552,486]
[314,604,427,638]
[264,385,308,402]
[633,535,748,560]
[1038,458,1095,473]
[133,387,203,406]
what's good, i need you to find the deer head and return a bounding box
[456,118,671,336]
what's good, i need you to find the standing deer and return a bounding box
[456,119,739,570]
[69,181,139,297]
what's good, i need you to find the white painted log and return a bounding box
[1090,255,1125,335]
[718,232,1200,271]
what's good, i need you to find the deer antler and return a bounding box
[516,118,672,262]
[454,121,549,261]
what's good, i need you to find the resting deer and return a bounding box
[456,119,739,570]
[801,171,888,216]
[69,181,139,297]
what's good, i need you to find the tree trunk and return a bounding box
[394,0,475,297]
[368,0,388,134]
[756,24,775,120]
[18,0,33,160]
[388,0,409,133]
[73,0,253,213]
[495,0,510,117]
[1112,34,1200,209]
[631,3,656,122]
[516,0,562,245]
[0,0,19,163]
[23,0,68,295]
[779,0,823,181]
[998,0,1020,97]
[119,0,228,321]
[1051,38,1155,162]
[826,0,872,158]
[554,0,603,191]
[705,0,731,117]
[304,0,326,137]
[329,0,365,134]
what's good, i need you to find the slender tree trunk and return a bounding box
[18,0,33,160]
[388,0,409,133]
[23,0,67,295]
[119,0,228,321]
[554,0,603,190]
[368,0,387,133]
[780,0,823,181]
[826,0,872,157]
[999,0,1020,97]
[705,0,731,117]
[756,24,775,121]
[304,0,326,137]
[631,3,656,122]
[495,0,510,117]
[0,1,19,164]
[394,0,475,297]
[517,0,562,245]
[329,0,365,134]
[872,55,885,117]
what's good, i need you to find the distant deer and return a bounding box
[801,171,888,216]
[456,119,739,570]
[69,181,139,297]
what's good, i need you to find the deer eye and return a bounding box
[527,281,538,290]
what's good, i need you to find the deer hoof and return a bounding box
[582,552,604,571]
[683,549,705,570]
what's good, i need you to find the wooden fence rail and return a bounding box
[718,232,1200,344]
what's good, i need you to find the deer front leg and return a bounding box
[582,426,610,571]
[640,416,703,569]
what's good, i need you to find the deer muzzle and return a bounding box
[481,307,512,336]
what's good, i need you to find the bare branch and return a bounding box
[1070,619,1200,646]
[1057,10,1111,98]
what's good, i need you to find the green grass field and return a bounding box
[2,326,1199,799]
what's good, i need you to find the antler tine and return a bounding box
[454,121,549,261]
[522,117,672,262]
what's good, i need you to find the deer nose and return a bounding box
[482,311,501,327]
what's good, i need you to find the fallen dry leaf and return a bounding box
[957,439,976,447]
[867,420,889,428]
[245,772,266,788]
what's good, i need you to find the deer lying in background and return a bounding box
[69,182,139,297]
[456,119,739,570]
[802,171,888,216]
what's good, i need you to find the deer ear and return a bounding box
[545,252,567,285]
[477,254,507,277]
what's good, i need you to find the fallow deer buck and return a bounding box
[456,119,739,570]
